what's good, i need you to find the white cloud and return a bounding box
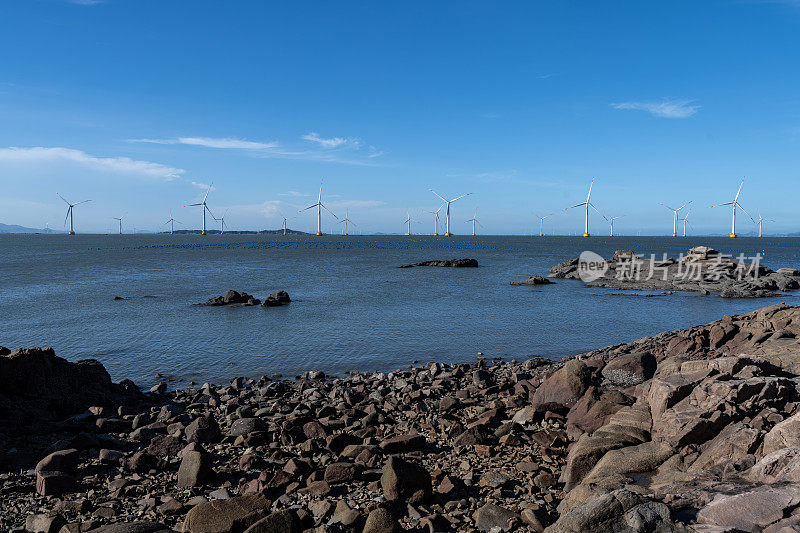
[131,133,382,166]
[279,190,310,197]
[302,132,360,149]
[0,147,184,179]
[131,137,278,150]
[611,99,700,118]
[191,181,213,190]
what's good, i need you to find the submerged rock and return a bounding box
[510,275,554,286]
[261,290,290,307]
[398,258,478,268]
[204,290,260,306]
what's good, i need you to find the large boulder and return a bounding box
[473,503,519,532]
[545,489,673,533]
[181,493,271,533]
[204,290,260,306]
[262,291,291,307]
[532,360,593,410]
[380,456,432,503]
[762,412,800,455]
[601,352,656,387]
[0,347,128,432]
[696,485,800,532]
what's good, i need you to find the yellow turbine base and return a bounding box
[583,233,590,237]
[539,233,543,237]
[672,233,677,237]
[444,232,452,236]
[316,232,322,236]
[730,233,737,238]
[434,233,438,236]
[68,231,75,235]
[201,230,207,235]
[345,233,349,236]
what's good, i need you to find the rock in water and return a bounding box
[204,290,260,306]
[262,290,291,307]
[398,258,478,268]
[510,275,554,286]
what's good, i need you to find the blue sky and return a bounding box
[1,0,799,235]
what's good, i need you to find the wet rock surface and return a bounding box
[550,246,800,298]
[398,258,479,268]
[510,276,554,286]
[204,291,261,306]
[6,303,800,531]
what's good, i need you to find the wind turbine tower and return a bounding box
[535,213,552,236]
[425,204,444,235]
[466,209,481,236]
[57,193,91,235]
[184,183,214,235]
[300,180,337,236]
[428,189,472,236]
[564,178,603,237]
[112,215,124,235]
[756,209,773,238]
[709,178,752,238]
[165,211,178,234]
[660,201,691,237]
[608,215,624,237]
[340,209,356,235]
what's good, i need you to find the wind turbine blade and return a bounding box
[450,193,472,202]
[428,188,448,203]
[57,193,70,205]
[184,203,203,207]
[660,203,676,212]
[64,207,71,226]
[435,203,445,213]
[320,203,338,219]
[74,200,91,206]
[298,203,318,212]
[589,203,607,220]
[318,179,323,203]
[203,183,213,203]
[709,202,734,208]
[586,178,594,202]
[734,178,744,202]
[677,201,692,211]
[736,202,754,223]
[564,202,587,211]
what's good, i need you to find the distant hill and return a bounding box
[0,222,63,234]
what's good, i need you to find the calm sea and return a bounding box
[1,234,798,388]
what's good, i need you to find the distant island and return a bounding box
[164,228,311,235]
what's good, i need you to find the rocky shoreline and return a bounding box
[4,303,800,532]
[549,246,800,298]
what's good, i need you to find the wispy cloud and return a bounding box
[131,137,278,150]
[279,190,310,197]
[0,147,184,180]
[539,73,559,79]
[611,99,700,118]
[131,133,382,166]
[481,113,499,119]
[302,132,360,149]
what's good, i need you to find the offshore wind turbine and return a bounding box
[424,204,444,235]
[756,209,773,238]
[534,213,552,236]
[660,201,692,237]
[299,179,337,236]
[57,193,91,235]
[340,208,356,235]
[681,208,692,237]
[184,183,214,235]
[466,209,481,236]
[403,210,413,235]
[608,215,624,237]
[216,209,228,234]
[165,211,179,234]
[428,189,471,236]
[709,178,753,238]
[277,210,291,235]
[564,178,604,237]
[112,214,125,235]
